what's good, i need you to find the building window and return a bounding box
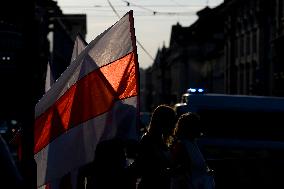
[252,30,257,53]
[235,37,239,58]
[246,63,250,94]
[238,64,244,94]
[240,35,245,56]
[281,0,284,20]
[246,33,251,55]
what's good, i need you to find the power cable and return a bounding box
[121,0,197,16]
[107,0,120,18]
[60,7,197,16]
[122,0,155,13]
[107,0,154,61]
[59,4,205,8]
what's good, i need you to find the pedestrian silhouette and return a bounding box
[85,138,126,189]
[170,112,214,189]
[136,104,176,189]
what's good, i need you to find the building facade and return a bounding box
[224,0,270,95]
[0,1,87,185]
[224,0,284,96]
[145,5,225,111]
[145,0,284,111]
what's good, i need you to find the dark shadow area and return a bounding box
[199,110,284,140]
[196,110,284,189]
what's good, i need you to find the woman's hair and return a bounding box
[173,112,200,139]
[147,104,176,136]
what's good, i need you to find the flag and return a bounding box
[45,34,88,92]
[42,34,88,189]
[34,11,139,188]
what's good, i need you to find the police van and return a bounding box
[175,88,284,140]
[174,89,284,188]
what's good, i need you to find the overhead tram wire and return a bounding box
[107,0,121,18]
[59,4,202,16]
[107,0,154,61]
[120,0,197,16]
[60,4,206,8]
[122,0,155,13]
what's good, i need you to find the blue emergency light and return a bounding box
[188,88,196,93]
[187,88,205,94]
[198,88,204,93]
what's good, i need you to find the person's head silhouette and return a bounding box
[148,104,176,140]
[174,112,201,141]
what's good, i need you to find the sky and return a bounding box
[56,0,224,69]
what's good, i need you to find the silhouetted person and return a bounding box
[87,138,127,189]
[124,139,140,189]
[0,134,23,189]
[137,104,176,189]
[171,113,214,189]
[79,102,139,189]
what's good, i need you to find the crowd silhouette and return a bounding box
[0,104,214,189]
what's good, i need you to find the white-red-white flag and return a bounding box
[34,11,139,188]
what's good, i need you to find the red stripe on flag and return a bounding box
[34,52,137,154]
